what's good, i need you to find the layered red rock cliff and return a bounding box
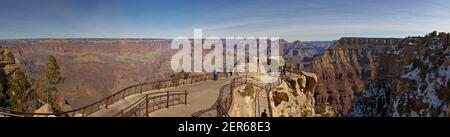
[304,38,402,116]
[1,39,176,107]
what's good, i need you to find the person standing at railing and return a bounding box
[261,109,268,117]
[225,65,233,77]
[213,69,219,80]
[279,65,286,77]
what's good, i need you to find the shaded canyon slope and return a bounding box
[303,38,403,116]
[349,32,449,117]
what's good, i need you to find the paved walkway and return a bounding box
[90,77,233,117]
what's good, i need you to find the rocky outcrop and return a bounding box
[269,71,318,117]
[33,103,55,117]
[304,37,402,116]
[0,47,41,112]
[227,58,320,117]
[0,48,17,107]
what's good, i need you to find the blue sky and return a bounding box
[0,0,449,41]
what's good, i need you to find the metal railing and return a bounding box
[214,74,282,117]
[191,74,249,117]
[113,90,188,117]
[0,72,225,117]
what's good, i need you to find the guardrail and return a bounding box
[192,74,249,117]
[0,72,226,117]
[191,83,228,117]
[0,110,25,117]
[227,74,282,117]
[205,73,283,117]
[113,90,188,117]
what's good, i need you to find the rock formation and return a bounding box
[269,71,318,117]
[33,103,55,117]
[304,37,403,116]
[349,32,450,117]
[0,47,40,112]
[0,47,18,107]
[228,70,320,117]
[282,40,332,69]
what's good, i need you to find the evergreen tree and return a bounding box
[7,67,37,112]
[170,70,185,86]
[43,55,64,108]
[0,73,7,107]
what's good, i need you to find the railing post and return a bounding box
[105,97,109,109]
[267,90,272,117]
[257,93,260,116]
[254,95,257,117]
[135,86,138,94]
[184,90,188,105]
[166,91,170,108]
[231,85,234,102]
[140,84,143,94]
[245,74,248,83]
[230,79,234,92]
[158,81,162,89]
[204,75,207,82]
[122,90,125,100]
[82,108,86,117]
[217,103,222,116]
[145,95,149,117]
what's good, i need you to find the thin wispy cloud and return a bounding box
[0,0,449,41]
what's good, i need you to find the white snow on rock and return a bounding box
[401,68,420,80]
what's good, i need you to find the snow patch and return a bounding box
[404,63,413,70]
[438,65,450,83]
[401,68,420,80]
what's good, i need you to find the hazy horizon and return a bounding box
[0,36,413,43]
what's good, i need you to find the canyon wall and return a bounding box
[349,32,450,117]
[304,37,403,116]
[1,39,176,107]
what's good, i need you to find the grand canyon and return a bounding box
[0,0,449,118]
[1,31,448,117]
